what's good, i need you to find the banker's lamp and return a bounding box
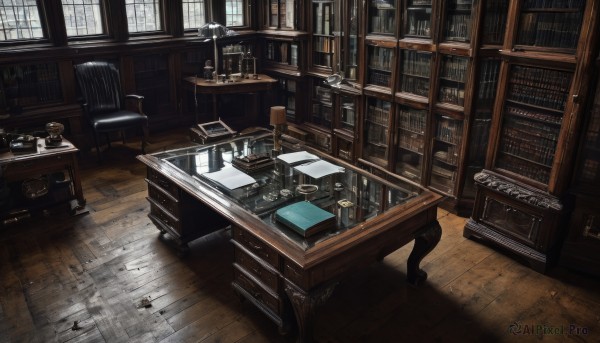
[270,106,287,156]
[198,22,235,82]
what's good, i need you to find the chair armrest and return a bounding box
[125,94,144,114]
[125,94,144,101]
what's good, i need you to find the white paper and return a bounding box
[277,151,320,165]
[294,160,345,179]
[202,167,256,190]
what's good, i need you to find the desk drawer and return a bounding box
[148,183,180,217]
[233,264,281,315]
[232,226,279,269]
[147,169,180,198]
[234,245,279,291]
[149,201,181,234]
[3,155,70,179]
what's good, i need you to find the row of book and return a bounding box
[367,123,389,145]
[400,76,430,97]
[504,105,563,125]
[448,0,474,11]
[399,132,424,154]
[444,13,472,42]
[510,65,572,93]
[517,12,583,49]
[2,64,63,105]
[367,99,392,126]
[500,128,557,167]
[467,116,491,162]
[409,0,432,6]
[438,84,466,106]
[370,9,396,34]
[522,0,585,9]
[398,108,426,133]
[313,36,334,53]
[433,144,459,165]
[440,56,468,82]
[369,47,394,71]
[508,83,568,111]
[482,11,507,45]
[401,50,431,77]
[436,116,463,145]
[497,154,551,184]
[368,70,392,88]
[313,52,333,68]
[504,115,560,142]
[406,12,432,37]
[477,60,501,102]
[314,2,333,36]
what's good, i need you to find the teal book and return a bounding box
[275,201,336,238]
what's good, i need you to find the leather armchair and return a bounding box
[74,61,148,162]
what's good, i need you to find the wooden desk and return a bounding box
[137,131,443,342]
[184,74,278,124]
[0,137,86,224]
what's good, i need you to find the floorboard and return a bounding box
[0,128,598,343]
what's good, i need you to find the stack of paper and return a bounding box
[202,167,256,190]
[293,160,345,179]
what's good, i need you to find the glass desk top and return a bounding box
[147,131,430,250]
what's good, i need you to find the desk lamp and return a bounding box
[270,106,287,157]
[198,22,236,83]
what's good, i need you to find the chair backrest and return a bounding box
[74,61,123,115]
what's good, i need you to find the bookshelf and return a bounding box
[0,63,63,114]
[397,49,432,101]
[339,0,361,82]
[441,0,474,44]
[363,96,392,167]
[394,104,427,182]
[263,0,297,29]
[481,0,509,46]
[368,0,397,36]
[436,54,469,109]
[403,0,433,39]
[464,0,599,272]
[365,39,396,93]
[560,55,600,276]
[430,113,464,195]
[132,54,173,122]
[311,0,335,72]
[309,76,333,128]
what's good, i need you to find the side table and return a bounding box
[0,137,87,225]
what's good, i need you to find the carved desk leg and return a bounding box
[407,221,442,286]
[284,281,338,343]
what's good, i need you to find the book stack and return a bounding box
[275,201,336,238]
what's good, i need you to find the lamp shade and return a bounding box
[197,22,237,39]
[270,106,287,126]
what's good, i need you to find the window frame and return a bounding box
[62,0,110,42]
[182,0,209,33]
[224,0,249,29]
[126,0,166,36]
[0,0,50,46]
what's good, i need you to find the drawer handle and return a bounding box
[252,292,262,300]
[249,243,263,251]
[251,267,262,276]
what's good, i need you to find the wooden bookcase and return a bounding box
[560,53,600,276]
[464,0,599,272]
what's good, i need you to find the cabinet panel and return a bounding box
[311,0,335,70]
[368,0,397,36]
[436,54,468,108]
[397,49,432,100]
[515,0,586,52]
[403,0,433,39]
[366,43,395,90]
[481,0,509,45]
[441,0,474,43]
[363,97,392,167]
[429,113,464,195]
[494,64,572,187]
[395,105,426,182]
[1,62,63,114]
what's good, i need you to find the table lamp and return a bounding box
[198,22,235,83]
[270,106,287,156]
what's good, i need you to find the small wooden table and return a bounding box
[184,74,278,124]
[0,137,86,224]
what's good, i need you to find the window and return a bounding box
[0,0,44,41]
[62,0,104,37]
[126,0,161,33]
[225,0,245,27]
[182,0,206,30]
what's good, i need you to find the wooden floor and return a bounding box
[0,129,599,343]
